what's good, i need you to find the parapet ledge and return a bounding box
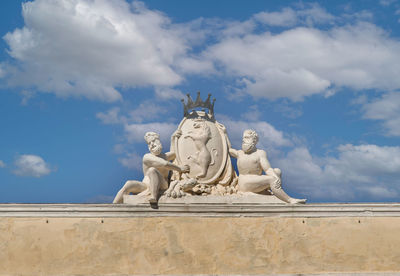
[0,202,400,218]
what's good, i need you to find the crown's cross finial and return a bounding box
[181,92,216,119]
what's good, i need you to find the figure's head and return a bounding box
[242,129,258,153]
[144,132,162,155]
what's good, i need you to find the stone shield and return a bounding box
[173,116,228,185]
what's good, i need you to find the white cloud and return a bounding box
[20,90,36,106]
[13,154,52,177]
[118,152,142,171]
[276,144,400,201]
[360,92,400,136]
[0,160,5,168]
[218,115,292,150]
[4,1,400,104]
[124,122,177,145]
[204,21,400,101]
[97,101,170,125]
[220,19,257,37]
[155,87,184,100]
[0,63,6,78]
[273,101,303,119]
[253,5,334,27]
[241,105,262,121]
[128,101,170,123]
[296,4,335,25]
[96,107,123,125]
[253,8,298,27]
[380,0,396,6]
[2,0,196,102]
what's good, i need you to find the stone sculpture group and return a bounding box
[113,93,306,205]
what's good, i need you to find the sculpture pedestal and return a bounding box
[123,193,286,205]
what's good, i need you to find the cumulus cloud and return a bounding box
[124,122,177,145]
[241,105,262,121]
[253,8,298,27]
[128,101,170,123]
[380,0,396,6]
[96,107,122,125]
[13,154,52,177]
[359,92,400,136]
[204,21,400,101]
[118,152,142,171]
[97,100,171,125]
[0,160,5,168]
[155,87,184,100]
[3,1,400,104]
[277,144,400,201]
[253,4,334,27]
[0,64,6,78]
[218,115,292,150]
[20,90,36,106]
[2,0,196,101]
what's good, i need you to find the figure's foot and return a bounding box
[112,190,124,204]
[112,196,123,204]
[288,198,307,204]
[148,197,157,204]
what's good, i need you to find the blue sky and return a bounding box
[1,0,400,203]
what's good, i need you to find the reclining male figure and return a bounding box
[229,129,306,204]
[113,131,189,204]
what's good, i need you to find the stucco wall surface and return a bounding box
[0,215,400,275]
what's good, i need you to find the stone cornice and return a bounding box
[0,203,400,217]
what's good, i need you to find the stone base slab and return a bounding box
[123,193,286,205]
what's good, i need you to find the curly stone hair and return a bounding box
[144,132,160,144]
[243,129,259,144]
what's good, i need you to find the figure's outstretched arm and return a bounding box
[227,134,238,158]
[145,154,189,173]
[221,124,238,158]
[168,130,182,161]
[229,148,238,158]
[165,151,176,161]
[165,162,189,173]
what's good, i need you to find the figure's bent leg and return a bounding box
[146,167,163,203]
[238,174,272,193]
[113,180,147,204]
[273,168,281,177]
[266,168,306,204]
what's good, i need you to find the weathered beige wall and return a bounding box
[0,216,399,275]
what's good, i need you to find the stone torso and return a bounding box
[237,150,263,175]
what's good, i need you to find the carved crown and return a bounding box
[181,92,216,118]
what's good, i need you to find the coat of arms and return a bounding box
[171,92,235,189]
